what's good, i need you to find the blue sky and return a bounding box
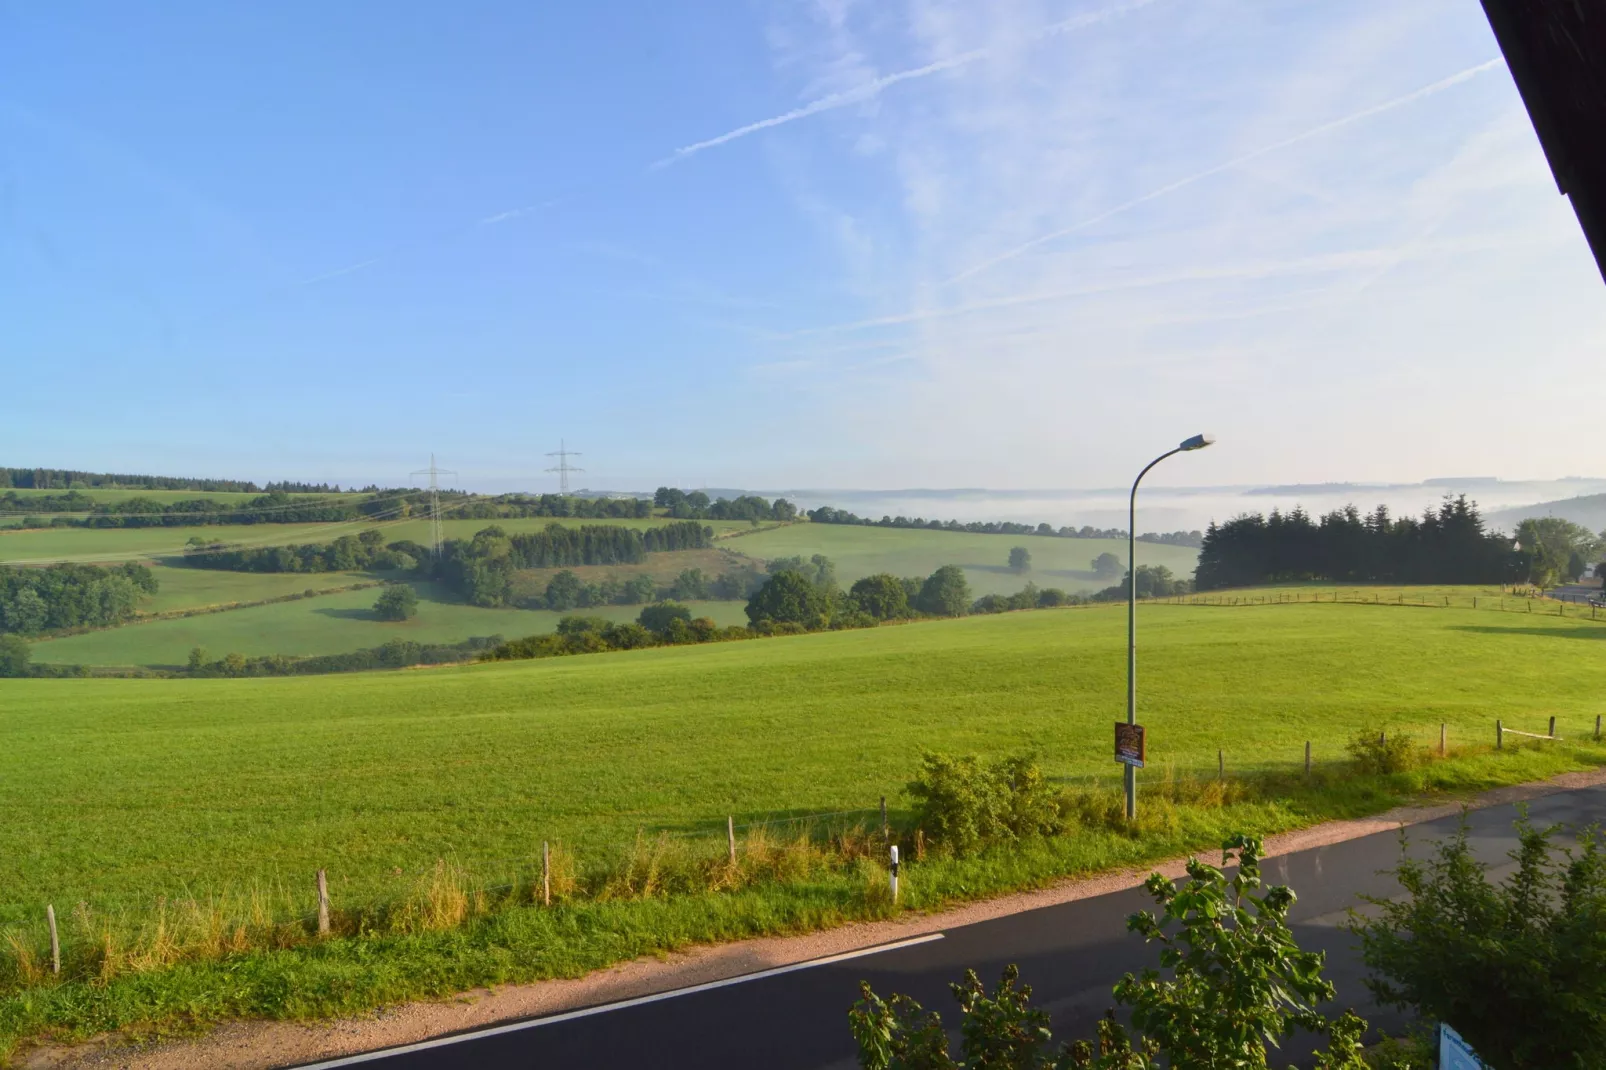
[3,0,1602,493]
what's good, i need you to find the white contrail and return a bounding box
[653,0,1162,168]
[296,257,382,286]
[946,57,1508,283]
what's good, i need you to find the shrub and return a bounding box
[1345,727,1416,775]
[916,565,971,617]
[850,835,1368,1069]
[602,621,655,649]
[669,568,709,600]
[746,569,831,628]
[544,569,583,611]
[906,752,1061,856]
[1354,814,1606,1069]
[848,573,909,620]
[556,615,610,637]
[0,633,30,677]
[373,585,419,621]
[620,574,658,604]
[639,601,693,635]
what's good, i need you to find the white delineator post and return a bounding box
[889,845,899,902]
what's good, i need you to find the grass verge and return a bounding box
[3,736,1602,1062]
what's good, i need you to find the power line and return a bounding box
[544,440,584,496]
[408,455,458,560]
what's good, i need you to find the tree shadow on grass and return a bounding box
[313,607,381,621]
[1450,625,1606,642]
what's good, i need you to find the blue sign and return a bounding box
[1440,1022,1485,1070]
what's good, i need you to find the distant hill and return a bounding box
[1485,493,1606,534]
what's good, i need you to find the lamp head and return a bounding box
[1179,433,1215,451]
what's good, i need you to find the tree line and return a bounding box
[426,521,712,606]
[529,563,764,612]
[0,562,158,636]
[1193,496,1521,589]
[653,488,799,523]
[447,494,653,520]
[3,489,660,528]
[0,466,261,492]
[2,489,439,527]
[182,529,410,573]
[802,505,1202,547]
[184,635,501,677]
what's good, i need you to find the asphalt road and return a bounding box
[294,785,1606,1070]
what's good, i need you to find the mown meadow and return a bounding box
[2,593,1605,1054]
[730,523,1199,598]
[0,514,756,566]
[30,584,750,666]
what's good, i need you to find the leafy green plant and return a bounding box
[1353,812,1606,1069]
[373,584,419,621]
[850,835,1368,1069]
[906,753,1062,856]
[1345,727,1417,775]
[1360,1032,1434,1069]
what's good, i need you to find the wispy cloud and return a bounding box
[477,201,557,225]
[738,0,1606,486]
[653,0,1162,169]
[946,57,1507,284]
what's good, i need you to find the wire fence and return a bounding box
[1163,586,1606,621]
[7,710,1604,974]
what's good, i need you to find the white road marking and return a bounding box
[291,932,946,1068]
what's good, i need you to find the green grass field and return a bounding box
[729,524,1198,597]
[30,584,750,667]
[6,596,1605,925]
[0,514,753,565]
[134,563,377,614]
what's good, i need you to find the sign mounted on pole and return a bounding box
[1114,722,1146,768]
[1439,1022,1486,1070]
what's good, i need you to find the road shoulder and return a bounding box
[24,768,1606,1070]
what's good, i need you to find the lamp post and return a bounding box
[1125,433,1214,821]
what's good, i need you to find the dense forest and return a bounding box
[801,505,1203,547]
[0,562,158,636]
[433,521,712,606]
[1193,497,1518,589]
[0,467,265,492]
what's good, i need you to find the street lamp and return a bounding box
[1124,433,1214,821]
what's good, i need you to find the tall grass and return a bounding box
[3,734,1601,1062]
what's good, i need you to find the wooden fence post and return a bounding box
[1218,750,1224,781]
[727,815,737,866]
[1497,720,1503,750]
[880,796,888,843]
[543,841,551,906]
[316,870,330,936]
[1304,741,1311,776]
[1440,723,1447,757]
[1596,714,1602,742]
[47,904,60,975]
[1549,716,1557,739]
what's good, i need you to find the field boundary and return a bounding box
[34,765,1606,1070]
